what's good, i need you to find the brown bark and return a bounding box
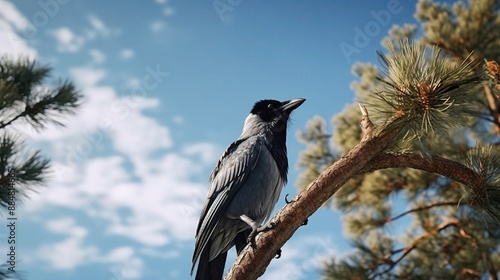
[361,152,483,188]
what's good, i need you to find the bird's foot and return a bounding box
[240,214,277,247]
[275,248,282,259]
[240,215,282,259]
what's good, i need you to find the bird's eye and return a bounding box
[267,104,274,109]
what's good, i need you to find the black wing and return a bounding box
[191,136,263,271]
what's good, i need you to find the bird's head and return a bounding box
[241,98,305,138]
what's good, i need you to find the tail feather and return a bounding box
[234,229,251,255]
[195,244,227,280]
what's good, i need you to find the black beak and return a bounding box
[280,98,306,113]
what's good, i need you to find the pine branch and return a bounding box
[483,85,500,138]
[0,134,49,209]
[360,152,483,189]
[389,201,460,222]
[0,111,28,130]
[368,219,460,279]
[0,58,82,130]
[483,252,498,280]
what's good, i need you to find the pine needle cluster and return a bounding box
[0,57,81,209]
[371,40,486,153]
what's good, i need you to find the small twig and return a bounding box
[389,201,460,222]
[483,251,499,280]
[461,268,482,277]
[369,219,460,279]
[0,111,27,129]
[483,85,500,138]
[359,104,374,136]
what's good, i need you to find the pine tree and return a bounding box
[293,0,500,279]
[221,0,500,279]
[0,57,81,279]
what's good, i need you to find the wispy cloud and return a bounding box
[33,217,144,278]
[150,20,165,32]
[84,14,120,40]
[70,66,107,87]
[163,7,174,16]
[89,49,106,64]
[120,49,134,59]
[173,115,184,124]
[87,14,111,37]
[125,77,141,88]
[50,27,85,53]
[35,217,99,270]
[102,247,143,279]
[0,0,30,30]
[153,0,174,16]
[0,0,36,58]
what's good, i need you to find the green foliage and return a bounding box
[296,116,336,191]
[0,56,80,279]
[371,40,485,154]
[459,145,500,223]
[416,0,500,61]
[0,58,81,129]
[296,0,500,278]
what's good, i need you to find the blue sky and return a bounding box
[0,1,422,279]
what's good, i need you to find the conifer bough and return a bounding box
[223,41,498,280]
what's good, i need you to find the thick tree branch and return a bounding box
[360,152,484,189]
[224,107,403,280]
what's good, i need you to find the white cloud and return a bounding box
[152,0,174,16]
[150,20,165,32]
[110,101,172,156]
[89,49,106,64]
[0,1,37,58]
[27,149,211,246]
[84,28,96,40]
[46,217,85,235]
[163,7,174,16]
[70,66,107,87]
[0,0,30,30]
[125,77,141,88]
[33,217,143,278]
[36,217,99,270]
[87,14,111,37]
[183,142,220,165]
[101,247,143,279]
[140,247,179,259]
[50,27,85,53]
[21,64,211,249]
[20,67,170,159]
[120,49,134,59]
[173,115,184,124]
